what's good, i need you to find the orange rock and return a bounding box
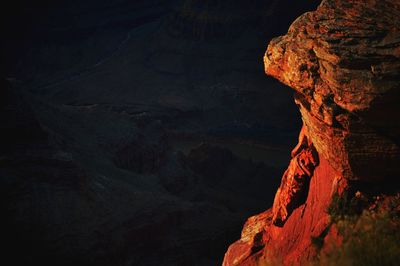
[223,154,338,266]
[223,0,400,265]
[264,0,400,181]
[272,126,319,226]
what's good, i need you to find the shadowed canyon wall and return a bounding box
[2,1,320,265]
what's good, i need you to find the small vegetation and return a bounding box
[311,225,331,251]
[310,235,324,251]
[327,190,369,221]
[319,193,400,266]
[259,193,400,266]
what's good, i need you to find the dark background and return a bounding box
[1,1,319,265]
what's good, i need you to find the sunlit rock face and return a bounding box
[223,0,400,265]
[271,126,319,227]
[223,127,340,266]
[265,0,400,181]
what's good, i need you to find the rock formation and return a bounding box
[271,126,319,227]
[223,0,400,264]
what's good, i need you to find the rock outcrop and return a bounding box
[223,0,400,265]
[265,0,400,182]
[271,126,319,227]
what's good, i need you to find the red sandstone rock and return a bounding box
[272,126,319,226]
[224,154,340,266]
[223,0,400,265]
[264,0,400,181]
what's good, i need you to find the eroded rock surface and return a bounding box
[224,0,400,265]
[272,126,319,226]
[265,0,400,181]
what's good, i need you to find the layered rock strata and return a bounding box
[223,0,400,264]
[265,0,400,182]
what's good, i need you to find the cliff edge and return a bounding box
[223,0,400,265]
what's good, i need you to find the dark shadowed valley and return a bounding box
[2,1,320,265]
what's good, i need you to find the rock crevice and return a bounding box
[272,126,319,227]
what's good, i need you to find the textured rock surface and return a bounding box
[223,0,400,265]
[265,0,400,181]
[271,126,319,226]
